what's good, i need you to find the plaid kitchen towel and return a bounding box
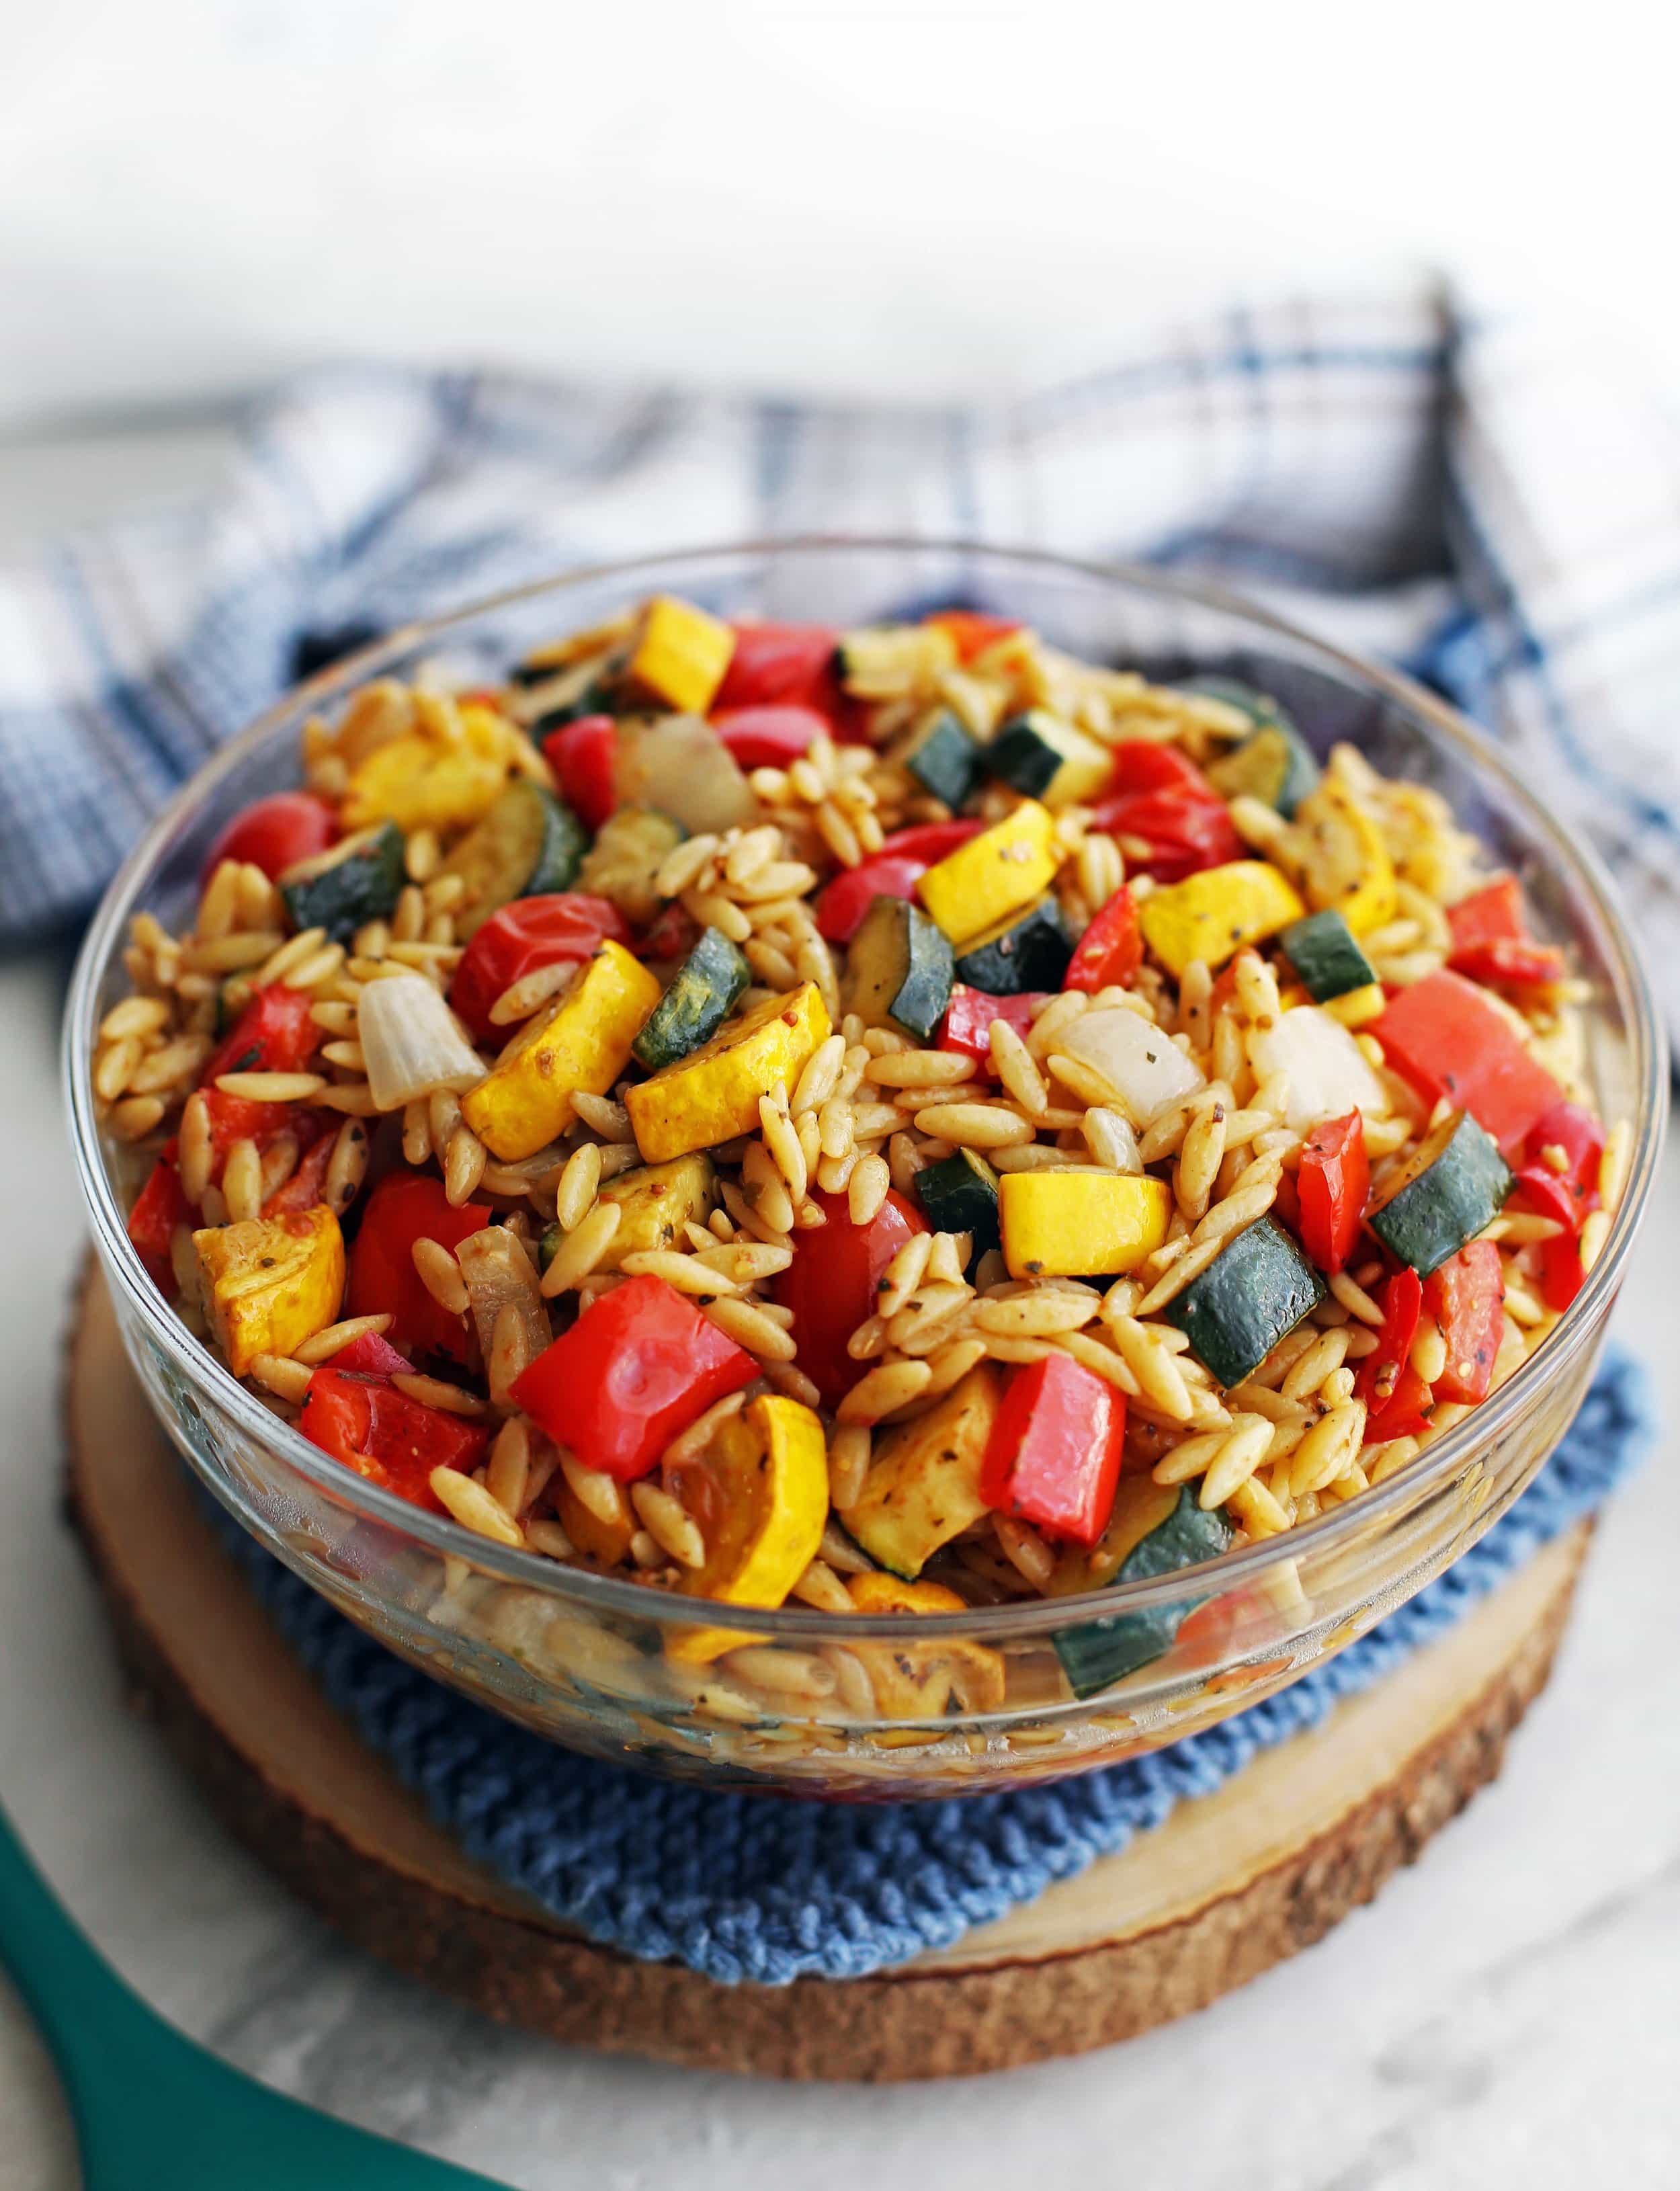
[4,284,1679,1028]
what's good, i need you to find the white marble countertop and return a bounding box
[1,433,1677,2190]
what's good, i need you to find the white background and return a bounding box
[3,0,1678,423]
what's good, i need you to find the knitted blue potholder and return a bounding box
[218,1352,1654,1986]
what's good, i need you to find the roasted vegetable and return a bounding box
[1051,1481,1235,1698]
[448,893,632,1041]
[633,926,752,1069]
[1206,720,1320,818]
[1052,1003,1204,1125]
[1137,859,1306,978]
[625,980,831,1163]
[340,704,513,835]
[1247,1005,1388,1134]
[1063,886,1143,993]
[1163,1215,1325,1389]
[300,1368,487,1508]
[345,1172,490,1364]
[577,806,687,927]
[194,1204,345,1376]
[624,594,735,714]
[613,713,756,834]
[1289,778,1396,936]
[772,1187,926,1407]
[845,1572,1007,1714]
[952,895,1073,994]
[460,940,661,1160]
[984,708,1115,807]
[356,973,487,1112]
[838,1364,1002,1578]
[669,1395,829,1661]
[278,821,405,943]
[999,1168,1172,1279]
[1373,970,1563,1153]
[436,779,589,940]
[913,1149,1001,1259]
[1296,1110,1370,1276]
[843,896,956,1040]
[538,1153,718,1274]
[916,800,1058,946]
[982,1352,1125,1546]
[892,706,984,809]
[1280,907,1378,1005]
[1367,1108,1513,1276]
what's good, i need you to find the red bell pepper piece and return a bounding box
[1089,744,1245,884]
[1372,971,1564,1153]
[331,1329,414,1376]
[513,1274,757,1481]
[981,1352,1126,1546]
[1366,1362,1435,1444]
[772,1188,927,1406]
[541,713,618,829]
[710,704,829,771]
[937,986,1046,1071]
[1446,876,1566,986]
[201,792,337,888]
[261,1126,338,1216]
[1357,1268,1424,1425]
[1509,1099,1603,1237]
[448,893,632,1040]
[922,610,1021,662]
[127,1159,191,1290]
[345,1172,491,1364]
[203,983,321,1087]
[1063,886,1143,993]
[300,1367,488,1508]
[1296,1110,1370,1276]
[813,821,983,943]
[1538,1231,1588,1312]
[1425,1241,1505,1404]
[714,623,841,716]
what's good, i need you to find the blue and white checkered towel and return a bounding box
[5,286,1678,1024]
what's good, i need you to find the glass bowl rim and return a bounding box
[62,535,1670,1646]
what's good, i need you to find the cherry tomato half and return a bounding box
[773,1188,927,1406]
[201,793,335,886]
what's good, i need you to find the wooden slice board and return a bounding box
[64,1262,1589,2081]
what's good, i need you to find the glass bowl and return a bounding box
[63,540,1667,1799]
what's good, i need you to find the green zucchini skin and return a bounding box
[1164,1215,1326,1388]
[1280,908,1377,1002]
[896,708,983,809]
[1207,723,1321,818]
[439,780,590,939]
[278,821,406,944]
[1368,1112,1512,1276]
[1053,1489,1235,1698]
[953,895,1073,993]
[984,710,1069,800]
[632,925,751,1070]
[843,897,956,1041]
[913,1149,1001,1258]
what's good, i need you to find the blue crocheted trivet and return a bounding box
[217,1351,1654,1985]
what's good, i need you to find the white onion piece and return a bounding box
[1249,1007,1387,1133]
[1057,1007,1204,1125]
[358,974,485,1111]
[614,714,757,834]
[455,1227,552,1405]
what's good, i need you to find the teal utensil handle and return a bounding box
[0,1802,156,2076]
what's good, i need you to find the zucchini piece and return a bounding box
[892,706,984,809]
[1175,673,1288,726]
[999,1169,1172,1279]
[835,625,958,696]
[1163,1215,1325,1388]
[278,821,406,944]
[952,894,1073,993]
[984,708,1116,808]
[624,981,831,1163]
[577,806,685,926]
[437,779,590,940]
[837,1365,1002,1578]
[917,800,1058,946]
[843,897,956,1041]
[1367,1109,1512,1276]
[913,1149,1001,1258]
[539,1153,719,1275]
[1279,908,1378,1003]
[1052,1481,1235,1699]
[1206,722,1320,819]
[633,927,751,1069]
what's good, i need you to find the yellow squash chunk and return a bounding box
[669,1395,829,1663]
[1137,860,1306,978]
[1292,780,1397,937]
[916,799,1058,946]
[625,981,831,1163]
[845,1572,1007,1717]
[341,729,508,835]
[999,1168,1173,1279]
[837,1365,1001,1579]
[594,1154,718,1268]
[194,1204,345,1377]
[461,940,661,1160]
[626,594,735,714]
[1322,981,1386,1030]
